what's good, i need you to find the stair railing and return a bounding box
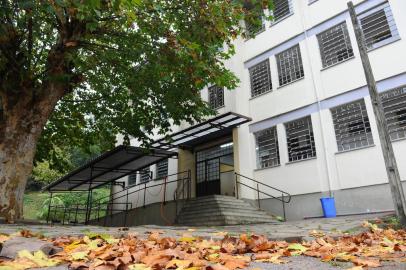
[174,170,192,215]
[234,172,291,221]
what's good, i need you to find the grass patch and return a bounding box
[23,192,50,220]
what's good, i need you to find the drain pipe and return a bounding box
[298,1,334,197]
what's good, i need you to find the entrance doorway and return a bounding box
[196,142,234,197]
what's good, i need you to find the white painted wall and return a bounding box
[116,0,406,214]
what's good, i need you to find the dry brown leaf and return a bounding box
[352,257,381,268]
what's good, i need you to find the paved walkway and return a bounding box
[2,213,405,269]
[0,213,390,240]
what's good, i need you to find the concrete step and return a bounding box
[179,203,257,213]
[177,210,276,219]
[178,208,273,219]
[175,195,278,226]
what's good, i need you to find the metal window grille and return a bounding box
[331,99,374,152]
[273,0,292,22]
[381,86,406,141]
[358,3,399,50]
[285,116,316,162]
[196,142,233,162]
[276,45,304,86]
[249,60,272,97]
[208,85,224,109]
[245,18,265,38]
[317,22,354,68]
[156,159,168,179]
[140,168,151,183]
[255,127,280,168]
[128,174,137,186]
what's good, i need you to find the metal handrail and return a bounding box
[234,172,291,221]
[173,170,192,215]
[235,173,291,203]
[46,170,191,226]
[91,170,191,206]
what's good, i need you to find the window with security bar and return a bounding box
[358,3,399,50]
[285,116,316,162]
[317,22,354,68]
[381,86,406,141]
[272,0,293,22]
[255,127,280,169]
[140,168,151,183]
[276,45,304,86]
[331,99,374,152]
[128,173,137,186]
[249,59,272,98]
[196,142,233,162]
[245,17,265,38]
[208,85,224,109]
[156,159,168,179]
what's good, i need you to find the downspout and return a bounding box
[297,1,334,197]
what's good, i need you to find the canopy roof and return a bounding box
[43,146,177,192]
[151,112,251,150]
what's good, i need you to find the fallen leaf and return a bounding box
[287,243,307,253]
[166,259,192,269]
[129,263,152,270]
[352,257,381,267]
[71,251,89,261]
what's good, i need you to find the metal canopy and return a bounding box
[151,112,251,150]
[43,145,177,192]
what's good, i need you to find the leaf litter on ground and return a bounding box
[0,221,405,270]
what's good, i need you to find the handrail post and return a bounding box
[257,183,260,209]
[235,174,239,199]
[62,206,67,225]
[188,170,191,199]
[46,193,53,224]
[143,182,147,208]
[74,204,79,223]
[124,201,128,227]
[282,193,286,221]
[163,176,167,205]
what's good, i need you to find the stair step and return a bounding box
[179,203,257,213]
[175,195,278,226]
[177,212,276,221]
[178,209,272,219]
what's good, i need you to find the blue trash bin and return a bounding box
[320,197,336,218]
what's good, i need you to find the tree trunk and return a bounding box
[0,127,37,222]
[0,84,65,223]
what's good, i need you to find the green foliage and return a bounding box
[1,0,273,171]
[23,192,50,220]
[32,160,65,184]
[35,188,110,221]
[36,196,65,220]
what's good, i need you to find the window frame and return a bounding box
[139,168,152,183]
[128,173,138,186]
[276,44,305,87]
[317,22,354,68]
[380,86,406,142]
[156,159,169,179]
[249,59,272,98]
[255,126,280,169]
[285,116,317,162]
[208,85,225,110]
[357,2,399,51]
[330,99,374,152]
[271,0,293,24]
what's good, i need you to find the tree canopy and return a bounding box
[0,0,272,221]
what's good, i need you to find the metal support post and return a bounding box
[348,1,406,226]
[46,193,53,224]
[257,183,260,209]
[282,193,286,221]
